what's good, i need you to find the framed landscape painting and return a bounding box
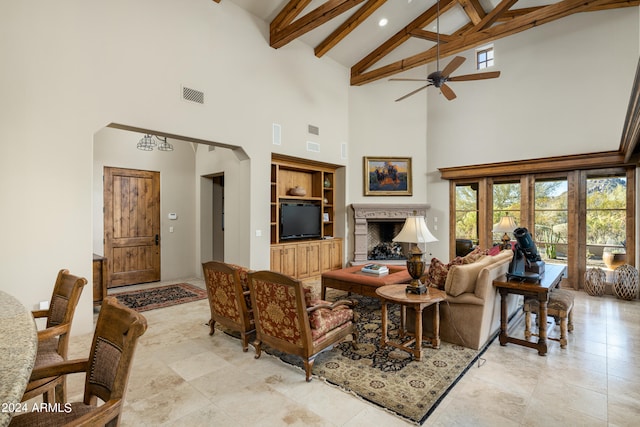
[364,156,412,196]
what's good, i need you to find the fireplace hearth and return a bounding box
[351,204,430,265]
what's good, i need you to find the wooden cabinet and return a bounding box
[271,239,343,279]
[270,244,297,277]
[297,241,321,278]
[321,239,343,271]
[92,254,107,306]
[270,154,339,244]
[269,154,343,279]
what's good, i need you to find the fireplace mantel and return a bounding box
[351,203,430,264]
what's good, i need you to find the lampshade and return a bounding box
[492,215,518,233]
[393,216,438,244]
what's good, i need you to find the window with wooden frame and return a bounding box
[454,182,479,244]
[443,156,635,290]
[476,46,494,70]
[492,181,521,246]
[585,170,628,280]
[534,177,569,265]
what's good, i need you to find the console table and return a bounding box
[493,263,566,356]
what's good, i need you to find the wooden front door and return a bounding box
[104,167,160,287]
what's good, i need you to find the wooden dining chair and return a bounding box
[248,270,358,381]
[10,297,147,427]
[22,269,87,404]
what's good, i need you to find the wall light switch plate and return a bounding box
[168,213,177,220]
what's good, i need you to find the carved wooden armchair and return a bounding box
[11,297,147,427]
[22,269,87,404]
[202,261,254,351]
[248,270,358,381]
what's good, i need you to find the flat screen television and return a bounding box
[280,203,321,240]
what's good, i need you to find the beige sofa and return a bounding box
[408,249,520,350]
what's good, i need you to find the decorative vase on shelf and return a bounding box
[324,177,331,188]
[289,186,306,196]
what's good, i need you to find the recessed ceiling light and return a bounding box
[378,18,388,27]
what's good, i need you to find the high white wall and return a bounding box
[0,0,349,335]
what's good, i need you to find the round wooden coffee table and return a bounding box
[375,285,446,361]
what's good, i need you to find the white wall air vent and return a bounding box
[306,141,320,153]
[182,86,204,104]
[272,123,281,145]
[308,124,319,136]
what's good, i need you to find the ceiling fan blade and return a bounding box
[440,56,466,78]
[389,78,429,82]
[448,71,501,82]
[440,83,457,101]
[394,84,432,102]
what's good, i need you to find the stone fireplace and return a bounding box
[351,204,430,265]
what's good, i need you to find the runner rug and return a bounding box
[113,283,207,312]
[237,294,484,424]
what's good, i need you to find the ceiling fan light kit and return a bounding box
[391,0,501,102]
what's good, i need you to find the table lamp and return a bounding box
[393,216,438,295]
[493,215,517,250]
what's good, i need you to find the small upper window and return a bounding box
[476,47,494,70]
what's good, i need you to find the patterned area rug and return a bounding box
[257,295,484,424]
[113,283,207,312]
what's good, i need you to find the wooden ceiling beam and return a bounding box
[457,0,486,25]
[271,0,312,33]
[271,0,366,49]
[351,0,629,85]
[351,0,458,75]
[466,0,519,32]
[409,29,456,43]
[315,0,387,58]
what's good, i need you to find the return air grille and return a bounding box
[182,86,204,104]
[306,141,320,153]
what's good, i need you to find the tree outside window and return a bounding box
[455,184,478,243]
[493,182,521,245]
[534,179,568,263]
[586,175,626,270]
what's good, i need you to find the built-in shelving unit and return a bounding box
[270,154,343,278]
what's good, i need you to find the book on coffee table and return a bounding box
[361,263,389,275]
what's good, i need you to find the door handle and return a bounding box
[155,234,159,245]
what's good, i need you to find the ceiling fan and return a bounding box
[390,1,500,102]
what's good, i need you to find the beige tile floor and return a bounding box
[55,279,640,426]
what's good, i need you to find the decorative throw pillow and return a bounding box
[424,257,449,289]
[462,246,490,264]
[488,245,502,256]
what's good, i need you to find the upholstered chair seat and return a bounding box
[524,288,574,348]
[249,270,358,382]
